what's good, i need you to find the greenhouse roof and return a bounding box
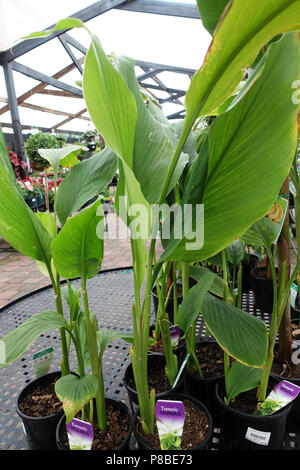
[0,0,211,139]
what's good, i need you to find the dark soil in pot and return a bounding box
[56,398,132,450]
[271,333,300,432]
[124,354,185,407]
[148,325,186,358]
[133,393,213,450]
[251,266,275,314]
[152,284,183,324]
[216,377,291,450]
[16,371,64,450]
[185,338,230,426]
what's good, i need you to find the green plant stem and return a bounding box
[237,264,243,309]
[258,256,300,402]
[156,277,178,386]
[72,321,85,378]
[172,263,178,324]
[47,265,70,376]
[81,277,107,431]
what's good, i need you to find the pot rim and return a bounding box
[16,370,63,422]
[215,382,293,421]
[56,397,133,451]
[123,354,185,396]
[133,392,213,451]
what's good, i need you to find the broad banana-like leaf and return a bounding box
[115,55,188,204]
[35,212,57,238]
[0,310,68,368]
[201,293,268,367]
[196,0,231,35]
[177,271,214,333]
[56,147,117,226]
[189,265,225,298]
[97,329,155,361]
[226,361,263,402]
[226,240,245,268]
[0,131,52,266]
[38,144,86,171]
[184,0,300,133]
[240,216,278,251]
[51,199,104,280]
[55,374,98,423]
[162,33,300,261]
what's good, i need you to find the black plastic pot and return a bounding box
[251,266,274,313]
[151,284,183,325]
[291,298,300,322]
[123,354,186,409]
[56,398,133,450]
[148,325,186,359]
[242,254,259,293]
[185,339,225,426]
[216,381,292,450]
[16,371,64,450]
[133,392,213,450]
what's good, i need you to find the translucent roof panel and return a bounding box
[0,1,212,133]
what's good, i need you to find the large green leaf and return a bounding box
[55,373,98,423]
[0,141,52,265]
[0,310,68,367]
[201,293,268,367]
[226,240,245,268]
[189,265,225,298]
[226,361,263,402]
[38,144,86,171]
[184,0,300,132]
[196,0,231,35]
[177,271,215,333]
[51,199,104,280]
[240,216,278,251]
[56,147,117,226]
[115,55,188,204]
[164,33,300,261]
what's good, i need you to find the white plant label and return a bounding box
[32,347,54,378]
[245,427,271,446]
[291,283,298,309]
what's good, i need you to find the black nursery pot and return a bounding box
[185,339,225,427]
[251,266,274,314]
[56,398,133,450]
[151,285,183,325]
[148,325,186,359]
[16,371,64,450]
[133,392,213,451]
[123,354,186,408]
[215,382,292,450]
[242,254,259,293]
[291,298,300,322]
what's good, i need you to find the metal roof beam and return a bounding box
[116,1,199,19]
[11,61,83,97]
[0,0,128,65]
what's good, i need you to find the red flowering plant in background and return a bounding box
[7,146,27,178]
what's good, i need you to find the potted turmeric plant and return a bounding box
[20,0,300,450]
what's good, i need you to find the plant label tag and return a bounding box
[172,354,190,389]
[289,181,296,196]
[32,347,54,378]
[170,325,180,347]
[256,380,300,416]
[291,283,298,309]
[245,427,271,446]
[274,197,288,244]
[66,418,94,450]
[155,400,185,450]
